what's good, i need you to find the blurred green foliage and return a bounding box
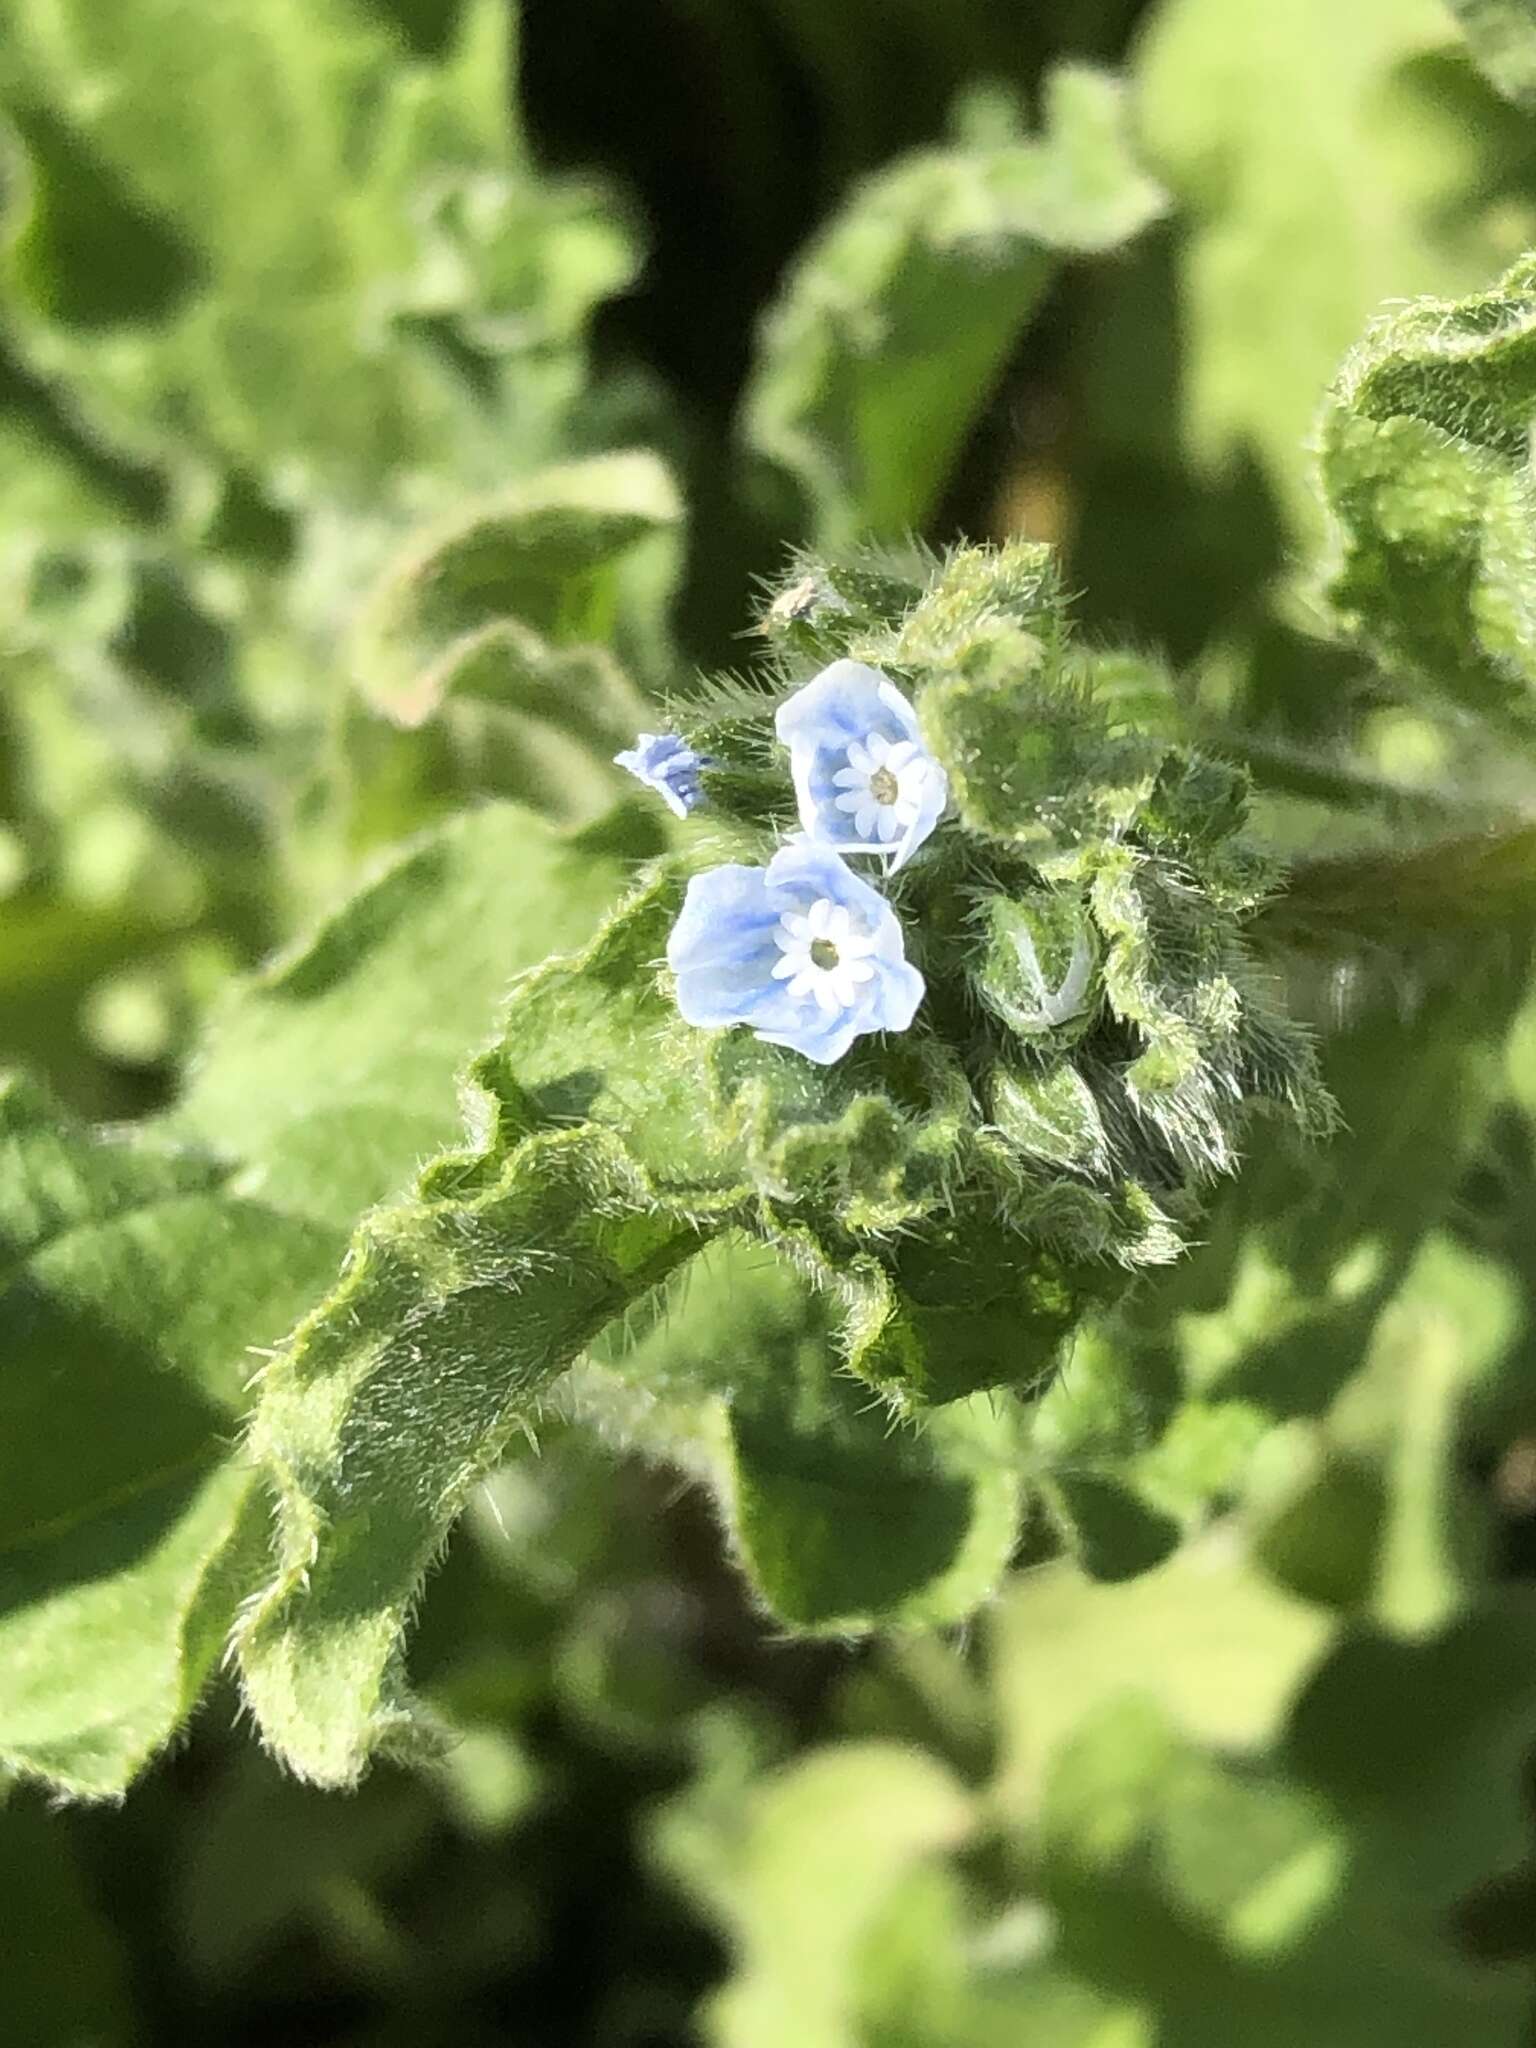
[11,2,1536,2044]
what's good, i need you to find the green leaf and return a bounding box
[655,1740,972,2048]
[1251,1234,1520,1634]
[670,1556,1536,2046]
[350,451,682,726]
[171,799,659,1228]
[1316,254,1536,725]
[742,65,1163,544]
[990,1538,1335,1820]
[0,0,638,490]
[587,1240,1026,1633]
[1447,0,1536,106]
[2,100,201,329]
[1044,1473,1181,1584]
[1098,927,1524,1605]
[727,1390,1022,1634]
[235,1110,711,1787]
[340,623,653,844]
[1137,0,1536,535]
[173,1751,435,1983]
[4,802,648,1797]
[1284,1602,1536,1918]
[1029,1599,1536,2046]
[1264,819,1536,955]
[0,1074,326,1797]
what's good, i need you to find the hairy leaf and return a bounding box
[236,1112,711,1787]
[5,801,647,1795]
[0,1074,328,1796]
[231,853,1013,1779]
[582,1240,1026,1633]
[172,800,658,1227]
[1316,254,1536,724]
[350,451,682,726]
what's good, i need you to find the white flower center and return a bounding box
[831,731,930,847]
[771,897,879,1016]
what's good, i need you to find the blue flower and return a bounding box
[775,659,947,872]
[667,842,924,1065]
[614,732,707,818]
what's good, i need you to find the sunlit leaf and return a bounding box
[1447,0,1536,106]
[1137,0,1536,534]
[743,65,1163,544]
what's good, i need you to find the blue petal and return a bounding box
[763,839,891,918]
[615,731,706,818]
[755,1008,864,1066]
[889,755,949,872]
[776,660,919,754]
[864,957,925,1034]
[667,864,783,1026]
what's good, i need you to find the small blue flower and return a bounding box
[667,842,924,1065]
[775,659,947,872]
[614,732,707,818]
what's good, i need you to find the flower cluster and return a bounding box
[617,659,947,1064]
[597,539,1335,1399]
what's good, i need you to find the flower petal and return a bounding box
[615,731,708,818]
